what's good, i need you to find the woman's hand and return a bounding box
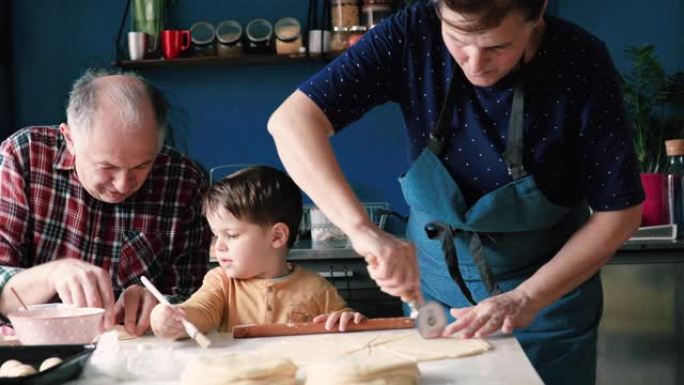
[313,311,366,332]
[348,226,421,301]
[443,288,541,338]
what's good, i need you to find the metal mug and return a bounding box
[127,31,148,61]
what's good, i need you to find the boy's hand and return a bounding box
[149,303,187,340]
[313,311,366,332]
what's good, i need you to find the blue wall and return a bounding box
[7,0,684,226]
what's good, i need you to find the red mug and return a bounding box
[162,30,191,59]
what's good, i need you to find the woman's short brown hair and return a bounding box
[434,0,546,32]
[203,165,303,248]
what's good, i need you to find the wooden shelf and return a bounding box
[117,53,340,70]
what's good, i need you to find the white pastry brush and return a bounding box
[141,276,211,349]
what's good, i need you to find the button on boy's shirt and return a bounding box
[299,3,644,211]
[179,265,352,333]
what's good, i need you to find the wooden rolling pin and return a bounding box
[233,317,415,338]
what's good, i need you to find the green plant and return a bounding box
[131,0,171,52]
[623,45,684,173]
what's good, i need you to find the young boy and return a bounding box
[150,165,365,339]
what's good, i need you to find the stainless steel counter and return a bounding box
[290,239,684,264]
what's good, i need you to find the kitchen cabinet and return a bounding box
[598,241,684,385]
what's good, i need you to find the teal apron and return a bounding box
[398,66,602,385]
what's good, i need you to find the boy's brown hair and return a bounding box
[202,165,303,248]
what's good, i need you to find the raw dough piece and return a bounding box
[180,353,297,385]
[371,333,491,362]
[306,355,419,385]
[0,359,23,376]
[113,325,138,340]
[39,357,63,371]
[4,363,37,377]
[254,331,491,367]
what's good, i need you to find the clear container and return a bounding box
[347,25,367,46]
[190,21,216,57]
[244,18,273,54]
[274,17,303,56]
[216,20,243,57]
[666,139,684,231]
[310,207,349,249]
[302,202,389,248]
[361,0,393,28]
[331,0,360,29]
[330,27,350,52]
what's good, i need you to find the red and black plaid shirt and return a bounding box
[0,126,211,302]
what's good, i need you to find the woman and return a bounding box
[268,1,643,383]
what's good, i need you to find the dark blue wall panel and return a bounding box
[7,0,684,223]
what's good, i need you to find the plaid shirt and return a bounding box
[0,126,211,302]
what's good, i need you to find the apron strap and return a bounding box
[427,73,460,157]
[503,81,527,180]
[425,221,477,306]
[467,232,503,296]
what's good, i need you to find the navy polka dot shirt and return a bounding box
[299,3,644,211]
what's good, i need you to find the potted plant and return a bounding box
[622,45,684,226]
[131,0,170,54]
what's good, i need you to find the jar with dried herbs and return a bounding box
[331,0,360,29]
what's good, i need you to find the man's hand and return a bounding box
[313,311,366,332]
[50,259,116,329]
[114,284,159,336]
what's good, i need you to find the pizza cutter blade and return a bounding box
[408,300,447,339]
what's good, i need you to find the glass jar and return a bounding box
[190,21,216,57]
[331,0,360,29]
[274,17,303,56]
[216,20,243,58]
[347,25,367,46]
[361,0,393,29]
[244,18,274,54]
[330,27,350,53]
[666,139,684,229]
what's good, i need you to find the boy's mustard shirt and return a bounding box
[178,264,352,333]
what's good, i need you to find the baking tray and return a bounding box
[0,344,95,384]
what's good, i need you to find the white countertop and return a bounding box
[66,330,542,385]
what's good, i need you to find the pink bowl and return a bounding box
[8,307,104,345]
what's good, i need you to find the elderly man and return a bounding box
[0,69,211,336]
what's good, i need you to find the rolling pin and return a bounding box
[232,317,415,338]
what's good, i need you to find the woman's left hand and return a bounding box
[443,288,541,338]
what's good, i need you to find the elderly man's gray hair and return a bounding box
[66,69,168,144]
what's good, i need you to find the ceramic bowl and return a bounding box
[8,307,104,345]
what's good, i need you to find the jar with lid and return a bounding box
[666,139,684,230]
[330,27,350,53]
[216,20,243,58]
[244,18,274,54]
[190,21,216,57]
[361,0,393,29]
[331,0,360,29]
[274,17,303,56]
[347,25,367,46]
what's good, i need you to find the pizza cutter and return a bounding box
[405,296,447,339]
[367,256,447,339]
